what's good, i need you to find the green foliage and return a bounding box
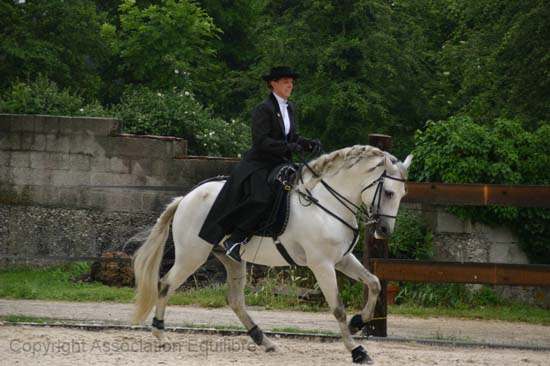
[389,208,433,260]
[0,0,109,99]
[397,283,502,308]
[339,281,364,310]
[113,85,249,156]
[0,75,107,117]
[434,0,550,124]
[105,0,221,94]
[2,0,549,161]
[411,116,550,263]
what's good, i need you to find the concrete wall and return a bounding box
[420,204,529,264]
[0,114,236,261]
[417,203,547,306]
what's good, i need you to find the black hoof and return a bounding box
[352,345,373,364]
[349,314,367,334]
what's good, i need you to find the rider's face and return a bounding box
[271,77,294,99]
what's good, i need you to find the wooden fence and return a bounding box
[363,134,550,337]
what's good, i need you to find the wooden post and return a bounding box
[363,134,392,337]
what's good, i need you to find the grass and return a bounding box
[271,327,337,335]
[1,264,549,326]
[389,303,550,325]
[0,263,135,303]
[0,315,50,323]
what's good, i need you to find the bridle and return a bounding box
[360,170,408,225]
[297,159,407,240]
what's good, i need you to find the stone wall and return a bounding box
[421,205,529,264]
[418,203,547,306]
[0,114,236,262]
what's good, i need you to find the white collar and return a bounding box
[272,92,288,106]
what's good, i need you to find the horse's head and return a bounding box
[360,154,412,239]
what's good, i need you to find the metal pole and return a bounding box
[363,134,392,337]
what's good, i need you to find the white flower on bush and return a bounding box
[184,91,190,96]
[174,69,180,74]
[157,92,163,97]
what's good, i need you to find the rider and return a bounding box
[198,66,321,262]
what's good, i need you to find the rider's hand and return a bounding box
[310,139,322,151]
[288,142,303,153]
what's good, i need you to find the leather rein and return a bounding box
[296,156,407,243]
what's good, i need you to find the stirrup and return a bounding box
[224,240,242,263]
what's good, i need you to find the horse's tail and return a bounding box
[132,196,183,323]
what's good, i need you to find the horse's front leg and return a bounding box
[309,262,373,364]
[335,254,381,335]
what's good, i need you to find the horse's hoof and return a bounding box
[152,329,168,346]
[352,345,373,364]
[349,314,367,335]
[265,345,279,353]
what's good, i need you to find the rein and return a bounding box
[296,152,407,241]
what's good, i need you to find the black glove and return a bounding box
[310,138,322,151]
[288,142,303,153]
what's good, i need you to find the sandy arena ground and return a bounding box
[2,325,550,366]
[1,299,549,347]
[1,299,549,365]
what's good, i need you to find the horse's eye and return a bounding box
[384,190,394,199]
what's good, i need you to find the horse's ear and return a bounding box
[403,154,413,170]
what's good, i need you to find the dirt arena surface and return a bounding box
[1,299,549,347]
[2,325,549,366]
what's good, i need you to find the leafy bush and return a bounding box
[0,75,107,117]
[112,86,249,157]
[389,208,433,260]
[411,116,550,263]
[339,281,364,310]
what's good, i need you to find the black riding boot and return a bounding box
[223,230,248,263]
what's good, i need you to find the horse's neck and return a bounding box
[308,171,363,220]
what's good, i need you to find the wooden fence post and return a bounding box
[363,134,392,337]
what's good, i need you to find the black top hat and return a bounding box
[262,66,300,81]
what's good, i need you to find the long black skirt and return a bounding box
[198,167,274,245]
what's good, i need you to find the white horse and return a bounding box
[133,145,412,364]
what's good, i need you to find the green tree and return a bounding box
[197,0,267,119]
[102,0,221,94]
[433,0,550,125]
[0,0,109,99]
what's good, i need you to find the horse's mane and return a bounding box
[299,145,407,189]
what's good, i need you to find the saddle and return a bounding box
[254,163,298,238]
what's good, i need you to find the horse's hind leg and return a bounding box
[335,254,381,335]
[152,244,211,345]
[212,250,279,352]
